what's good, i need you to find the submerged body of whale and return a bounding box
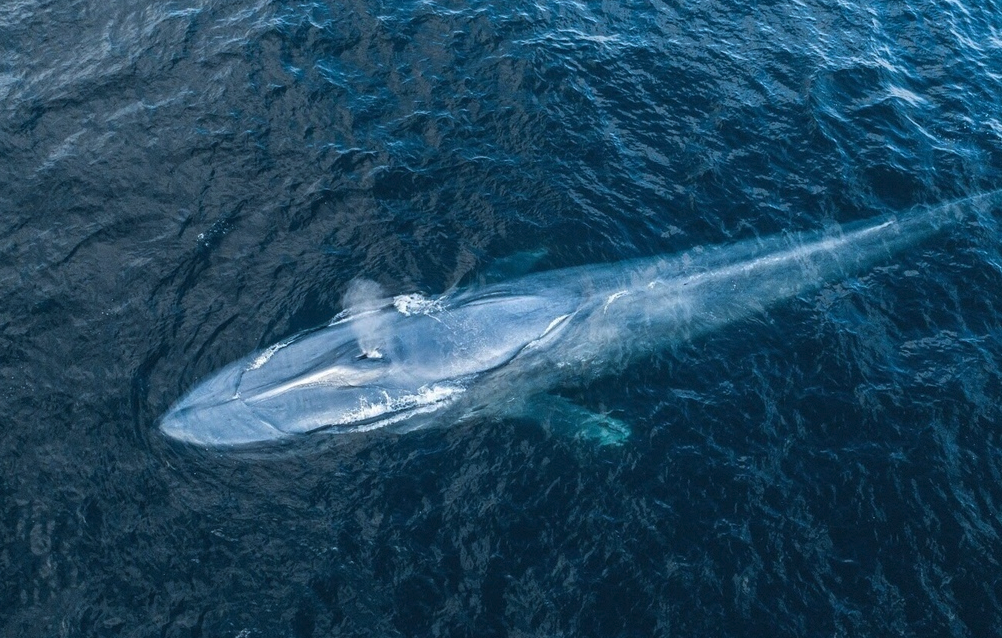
[159,194,996,446]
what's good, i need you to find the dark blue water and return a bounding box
[3,0,1002,635]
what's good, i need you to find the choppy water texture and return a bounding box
[3,0,1002,635]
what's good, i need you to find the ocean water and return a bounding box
[3,0,1002,635]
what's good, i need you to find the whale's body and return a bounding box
[160,196,989,447]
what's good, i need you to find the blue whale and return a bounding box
[159,194,996,446]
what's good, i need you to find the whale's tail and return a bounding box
[925,188,1002,224]
[885,188,1002,242]
[588,189,1002,354]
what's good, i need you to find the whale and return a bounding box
[159,193,998,447]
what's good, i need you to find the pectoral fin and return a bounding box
[505,393,630,446]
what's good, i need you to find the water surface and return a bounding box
[2,0,1002,635]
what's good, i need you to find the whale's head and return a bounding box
[159,292,578,446]
[158,315,465,446]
